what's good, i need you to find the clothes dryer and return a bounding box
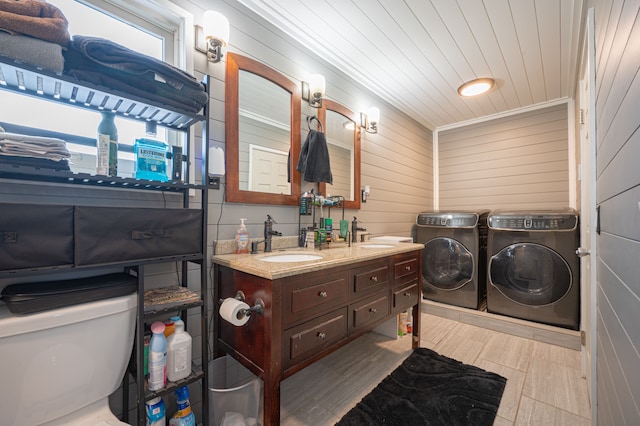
[415,211,488,309]
[486,209,580,330]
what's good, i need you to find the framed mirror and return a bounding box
[225,53,301,205]
[318,99,361,210]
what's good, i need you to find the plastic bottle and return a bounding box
[235,218,249,254]
[96,111,118,176]
[145,396,166,426]
[168,386,196,426]
[166,317,192,382]
[148,321,167,391]
[134,121,169,181]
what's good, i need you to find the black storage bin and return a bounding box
[1,203,74,272]
[0,272,137,314]
[74,206,202,266]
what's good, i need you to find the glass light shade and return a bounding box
[457,78,494,97]
[308,74,326,97]
[367,106,380,124]
[203,10,229,46]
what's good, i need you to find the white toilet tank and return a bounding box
[0,292,137,426]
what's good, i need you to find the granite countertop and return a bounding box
[211,242,424,280]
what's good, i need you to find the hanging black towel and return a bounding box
[296,116,333,184]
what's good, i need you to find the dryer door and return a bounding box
[423,237,473,291]
[489,243,572,306]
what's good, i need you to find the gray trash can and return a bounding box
[208,356,262,426]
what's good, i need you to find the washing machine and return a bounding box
[486,209,580,330]
[415,211,488,309]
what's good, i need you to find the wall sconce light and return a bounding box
[457,77,494,97]
[361,185,370,203]
[195,10,229,63]
[302,74,325,108]
[360,107,380,134]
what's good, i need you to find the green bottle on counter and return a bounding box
[97,111,118,176]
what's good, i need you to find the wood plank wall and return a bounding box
[437,103,569,211]
[192,0,433,248]
[589,0,640,423]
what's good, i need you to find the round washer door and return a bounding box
[489,243,572,306]
[423,237,474,291]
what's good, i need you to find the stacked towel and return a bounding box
[64,35,208,113]
[0,0,70,47]
[0,125,71,170]
[0,31,64,73]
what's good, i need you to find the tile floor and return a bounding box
[278,311,591,425]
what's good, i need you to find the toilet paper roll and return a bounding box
[219,298,251,326]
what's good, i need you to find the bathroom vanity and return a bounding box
[212,243,423,425]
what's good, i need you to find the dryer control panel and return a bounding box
[488,213,578,231]
[417,213,478,228]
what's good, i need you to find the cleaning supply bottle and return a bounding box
[148,321,167,391]
[166,317,192,382]
[146,397,166,426]
[168,386,196,426]
[163,317,175,338]
[96,111,118,176]
[235,218,249,254]
[134,121,169,181]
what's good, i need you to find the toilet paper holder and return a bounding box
[219,290,265,319]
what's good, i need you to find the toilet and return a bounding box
[0,292,137,425]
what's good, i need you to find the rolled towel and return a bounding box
[0,0,70,47]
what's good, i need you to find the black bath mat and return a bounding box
[336,347,507,426]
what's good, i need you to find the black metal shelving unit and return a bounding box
[0,56,210,425]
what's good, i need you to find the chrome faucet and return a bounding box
[351,216,366,243]
[252,214,282,253]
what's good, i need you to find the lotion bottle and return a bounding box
[148,321,167,391]
[166,317,192,382]
[235,218,249,254]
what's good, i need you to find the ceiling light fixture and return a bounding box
[457,78,495,97]
[195,11,230,63]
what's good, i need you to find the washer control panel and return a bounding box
[488,213,577,231]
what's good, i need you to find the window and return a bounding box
[0,0,190,176]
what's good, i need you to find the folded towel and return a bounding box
[0,32,64,73]
[0,129,70,161]
[70,35,204,92]
[0,0,70,47]
[63,36,208,113]
[0,154,70,171]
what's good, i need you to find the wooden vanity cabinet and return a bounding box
[213,248,421,426]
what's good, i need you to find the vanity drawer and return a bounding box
[393,254,419,287]
[284,269,349,327]
[285,307,348,368]
[391,282,419,314]
[349,291,390,334]
[350,260,389,299]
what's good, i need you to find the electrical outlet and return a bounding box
[209,176,220,189]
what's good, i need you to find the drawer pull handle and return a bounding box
[369,308,377,314]
[371,276,378,282]
[404,292,412,297]
[319,291,328,298]
[318,332,326,339]
[405,266,411,271]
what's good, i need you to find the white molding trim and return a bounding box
[436,98,570,133]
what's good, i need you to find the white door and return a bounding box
[248,145,290,194]
[578,7,597,421]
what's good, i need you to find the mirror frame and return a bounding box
[225,52,302,205]
[318,99,361,210]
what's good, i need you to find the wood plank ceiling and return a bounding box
[238,0,585,131]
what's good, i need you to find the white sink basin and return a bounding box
[359,244,395,249]
[259,253,323,263]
